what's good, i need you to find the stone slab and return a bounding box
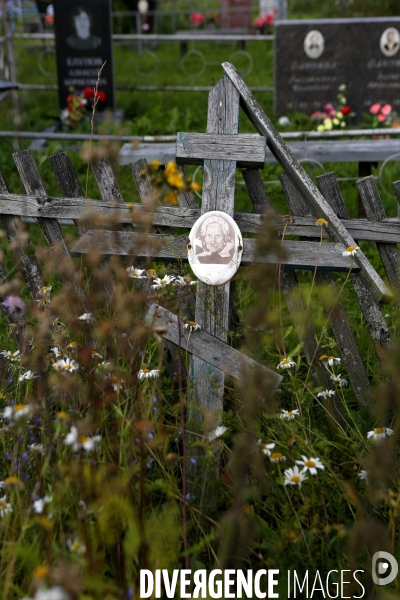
[275,17,400,118]
[53,0,115,111]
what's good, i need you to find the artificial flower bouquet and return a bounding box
[253,11,275,33]
[61,87,106,126]
[310,84,354,132]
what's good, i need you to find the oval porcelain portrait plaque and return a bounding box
[187,211,243,286]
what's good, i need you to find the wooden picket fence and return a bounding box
[0,64,398,429]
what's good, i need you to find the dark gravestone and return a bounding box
[275,17,400,118]
[220,0,251,30]
[53,0,115,111]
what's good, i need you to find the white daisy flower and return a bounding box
[18,370,37,382]
[53,358,79,373]
[65,426,101,452]
[91,350,103,360]
[66,538,86,555]
[33,495,52,514]
[317,389,335,399]
[284,465,308,487]
[184,321,201,332]
[50,347,61,358]
[342,245,360,257]
[367,427,394,441]
[173,276,187,287]
[78,313,93,322]
[138,368,159,380]
[22,586,70,600]
[0,495,12,518]
[95,360,111,373]
[330,373,348,387]
[277,357,296,369]
[3,403,34,421]
[1,349,20,362]
[320,355,341,366]
[270,452,287,463]
[257,439,276,456]
[29,443,45,454]
[126,266,147,279]
[151,275,175,289]
[52,317,65,328]
[358,470,369,483]
[38,285,52,297]
[280,409,299,420]
[295,455,325,476]
[208,425,228,442]
[106,374,125,392]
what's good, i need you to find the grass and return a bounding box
[0,13,399,600]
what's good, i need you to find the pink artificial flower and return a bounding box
[370,103,381,115]
[2,295,25,316]
[142,23,150,31]
[381,104,392,116]
[264,12,275,26]
[253,15,265,28]
[377,113,387,122]
[190,12,205,27]
[310,111,326,120]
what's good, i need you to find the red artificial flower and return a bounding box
[83,87,95,100]
[95,91,106,102]
[341,105,352,116]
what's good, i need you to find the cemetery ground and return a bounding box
[0,33,399,600]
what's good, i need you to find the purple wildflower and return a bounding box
[2,295,26,316]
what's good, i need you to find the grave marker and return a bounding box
[53,0,115,111]
[275,17,400,117]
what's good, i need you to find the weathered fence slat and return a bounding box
[71,231,359,272]
[357,176,400,302]
[49,151,87,235]
[317,172,392,358]
[281,173,370,408]
[221,61,392,304]
[0,170,46,301]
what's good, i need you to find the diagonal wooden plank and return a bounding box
[281,173,369,409]
[222,61,392,304]
[145,303,281,388]
[71,231,359,272]
[357,176,400,304]
[317,172,392,359]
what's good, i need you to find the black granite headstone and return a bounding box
[275,17,400,118]
[53,0,114,111]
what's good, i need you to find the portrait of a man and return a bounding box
[380,27,400,57]
[195,215,235,265]
[303,29,324,59]
[67,6,102,50]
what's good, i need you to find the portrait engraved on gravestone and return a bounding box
[304,30,324,59]
[380,27,400,57]
[67,6,102,50]
[188,211,243,286]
